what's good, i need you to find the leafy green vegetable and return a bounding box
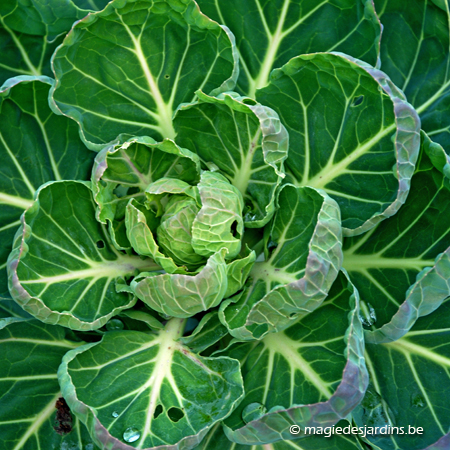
[1,1,450,449]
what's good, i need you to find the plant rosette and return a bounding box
[0,1,449,450]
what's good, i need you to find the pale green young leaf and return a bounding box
[192,172,245,260]
[256,52,420,236]
[7,181,158,330]
[92,136,201,250]
[58,318,244,449]
[126,198,187,274]
[131,249,229,318]
[92,137,200,225]
[195,0,381,96]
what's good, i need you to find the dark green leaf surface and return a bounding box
[358,299,450,450]
[195,0,381,96]
[58,318,244,449]
[219,271,367,445]
[174,91,288,228]
[0,77,94,300]
[343,134,450,343]
[220,185,342,340]
[0,319,99,450]
[0,0,108,83]
[50,0,239,148]
[8,181,158,330]
[375,0,450,152]
[256,52,421,235]
[179,311,228,354]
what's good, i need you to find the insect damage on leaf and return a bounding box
[54,397,72,435]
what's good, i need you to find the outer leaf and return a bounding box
[132,249,229,318]
[58,318,244,449]
[0,319,99,450]
[0,299,32,319]
[256,52,421,236]
[343,134,450,343]
[218,271,368,445]
[8,181,158,330]
[50,0,239,148]
[0,77,94,299]
[0,0,108,82]
[92,136,200,250]
[195,0,381,96]
[356,299,450,449]
[374,0,450,152]
[174,91,288,228]
[220,185,342,340]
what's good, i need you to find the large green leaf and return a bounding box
[217,271,367,445]
[7,181,158,330]
[0,319,99,450]
[356,299,450,449]
[256,52,421,236]
[174,91,288,228]
[220,185,342,340]
[0,77,95,300]
[50,0,239,149]
[374,0,450,152]
[0,0,108,83]
[58,318,244,449]
[195,0,381,96]
[343,133,450,343]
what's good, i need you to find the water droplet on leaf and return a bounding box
[106,319,124,331]
[123,427,140,443]
[411,393,425,408]
[359,301,377,327]
[242,402,267,423]
[112,411,119,418]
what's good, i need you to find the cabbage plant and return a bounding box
[0,1,450,450]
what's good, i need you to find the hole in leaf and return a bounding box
[153,404,163,418]
[242,98,257,106]
[167,407,184,422]
[96,240,105,249]
[352,95,364,107]
[164,74,170,79]
[230,220,239,237]
[54,397,72,435]
[266,240,278,258]
[289,312,296,318]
